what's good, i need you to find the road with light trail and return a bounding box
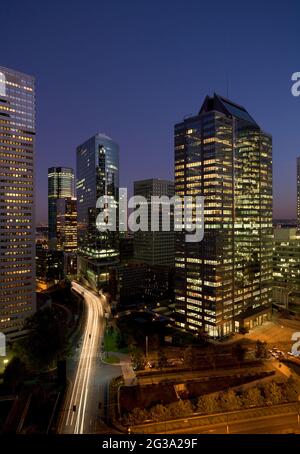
[59,282,114,434]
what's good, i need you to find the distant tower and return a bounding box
[0,66,36,335]
[48,167,75,249]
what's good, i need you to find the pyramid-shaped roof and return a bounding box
[199,93,258,126]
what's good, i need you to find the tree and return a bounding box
[183,346,196,370]
[262,381,284,405]
[3,357,27,393]
[255,340,268,359]
[131,348,145,371]
[219,390,241,412]
[123,407,149,425]
[116,330,127,349]
[157,350,168,370]
[150,404,169,422]
[19,307,69,369]
[197,393,220,414]
[168,400,193,418]
[241,387,264,408]
[281,378,299,402]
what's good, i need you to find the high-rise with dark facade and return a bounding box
[174,94,273,338]
[134,179,175,266]
[48,167,75,250]
[76,133,119,290]
[0,66,36,336]
[47,167,77,277]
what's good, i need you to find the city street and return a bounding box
[58,282,122,434]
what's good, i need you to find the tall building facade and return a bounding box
[297,157,300,230]
[48,166,75,249]
[134,179,175,266]
[273,228,300,307]
[56,197,77,253]
[0,66,36,335]
[175,94,273,338]
[76,133,119,290]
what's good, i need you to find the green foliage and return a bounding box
[197,393,219,414]
[131,348,146,371]
[281,378,299,402]
[3,357,27,392]
[168,399,193,418]
[17,307,69,369]
[116,330,127,349]
[105,355,120,364]
[123,407,149,425]
[241,387,264,408]
[262,381,284,405]
[122,379,296,427]
[149,404,169,422]
[219,389,242,411]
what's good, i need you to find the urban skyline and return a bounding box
[0,1,298,224]
[1,0,300,441]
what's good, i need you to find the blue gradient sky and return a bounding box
[1,0,299,222]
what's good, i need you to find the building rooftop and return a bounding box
[199,93,258,126]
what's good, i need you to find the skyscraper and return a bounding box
[297,157,300,230]
[48,167,75,249]
[56,197,77,253]
[134,179,175,266]
[76,133,119,290]
[0,66,36,336]
[174,94,273,338]
[273,227,300,306]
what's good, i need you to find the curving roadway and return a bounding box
[58,281,106,434]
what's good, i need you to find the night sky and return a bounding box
[1,0,299,223]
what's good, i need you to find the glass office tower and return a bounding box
[0,66,36,335]
[76,133,119,290]
[174,94,273,338]
[48,167,75,249]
